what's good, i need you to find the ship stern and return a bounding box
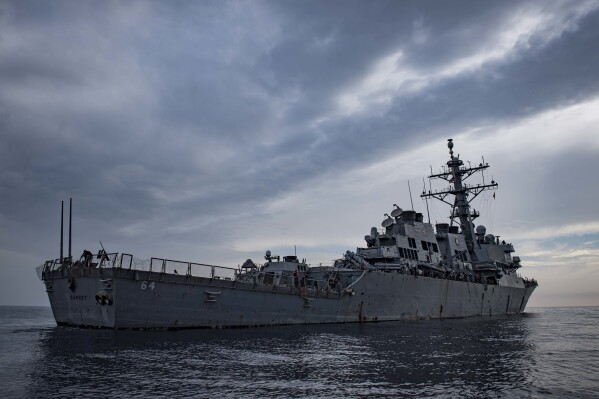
[43,270,116,328]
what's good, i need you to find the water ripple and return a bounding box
[0,307,598,398]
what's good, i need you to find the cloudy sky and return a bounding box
[1,0,598,307]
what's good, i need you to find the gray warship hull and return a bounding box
[40,139,538,329]
[42,266,535,329]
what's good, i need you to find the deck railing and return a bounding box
[41,251,237,280]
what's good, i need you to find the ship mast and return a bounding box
[421,139,498,260]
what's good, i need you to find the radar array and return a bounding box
[421,139,498,257]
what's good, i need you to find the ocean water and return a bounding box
[0,306,597,398]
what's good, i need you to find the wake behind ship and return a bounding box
[38,139,537,329]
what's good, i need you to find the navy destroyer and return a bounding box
[38,139,537,329]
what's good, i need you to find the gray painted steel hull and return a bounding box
[42,140,538,329]
[44,268,535,329]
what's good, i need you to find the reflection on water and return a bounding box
[1,307,597,398]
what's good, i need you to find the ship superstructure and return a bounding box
[38,139,537,329]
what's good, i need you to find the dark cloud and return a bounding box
[264,3,599,179]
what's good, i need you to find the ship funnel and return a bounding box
[401,210,416,223]
[436,223,449,234]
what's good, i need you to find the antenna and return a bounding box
[481,156,486,185]
[60,201,64,262]
[382,216,394,228]
[423,177,430,223]
[68,198,72,259]
[408,180,415,210]
[294,245,297,256]
[421,139,498,258]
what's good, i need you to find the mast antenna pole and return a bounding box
[68,198,72,259]
[481,156,486,185]
[423,177,431,223]
[60,201,64,262]
[408,180,415,210]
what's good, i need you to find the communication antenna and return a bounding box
[390,204,402,218]
[422,177,430,223]
[60,201,64,262]
[481,156,486,185]
[407,180,415,210]
[68,198,72,259]
[382,215,394,228]
[421,139,498,258]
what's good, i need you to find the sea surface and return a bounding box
[0,306,597,398]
